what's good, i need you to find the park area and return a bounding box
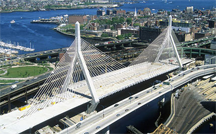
[1,66,48,78]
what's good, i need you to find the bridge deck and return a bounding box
[0,59,191,134]
[70,59,188,99]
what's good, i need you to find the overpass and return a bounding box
[0,16,214,133]
[0,72,50,112]
[60,65,216,134]
[178,36,215,48]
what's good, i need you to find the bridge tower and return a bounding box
[168,15,183,69]
[153,15,183,69]
[75,22,100,114]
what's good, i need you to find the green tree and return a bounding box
[117,35,124,40]
[124,33,132,39]
[126,18,132,24]
[101,33,109,37]
[133,23,140,27]
[119,17,125,24]
[110,26,114,30]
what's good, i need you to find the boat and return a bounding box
[10,20,15,24]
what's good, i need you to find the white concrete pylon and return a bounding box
[169,15,183,69]
[75,21,99,114]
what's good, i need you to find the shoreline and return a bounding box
[54,27,116,41]
[0,3,121,13]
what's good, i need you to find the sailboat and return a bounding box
[10,20,15,24]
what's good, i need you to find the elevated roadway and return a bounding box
[59,64,216,134]
[178,36,215,47]
[0,72,50,111]
[0,59,192,133]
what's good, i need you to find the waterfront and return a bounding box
[0,0,215,54]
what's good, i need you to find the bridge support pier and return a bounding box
[160,97,165,107]
[121,44,124,48]
[181,48,184,58]
[112,45,116,50]
[105,126,110,134]
[25,88,28,102]
[8,95,11,112]
[199,49,201,56]
[190,49,192,58]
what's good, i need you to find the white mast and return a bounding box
[169,15,183,69]
[75,22,99,114]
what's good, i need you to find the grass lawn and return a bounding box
[0,70,4,74]
[3,66,48,78]
[0,80,20,83]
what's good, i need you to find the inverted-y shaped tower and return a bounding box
[168,15,183,69]
[75,22,99,114]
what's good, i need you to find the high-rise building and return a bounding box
[97,9,105,16]
[139,27,162,42]
[106,9,113,15]
[186,6,193,13]
[209,20,216,28]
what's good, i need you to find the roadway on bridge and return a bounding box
[60,65,216,134]
[69,59,191,99]
[0,59,191,134]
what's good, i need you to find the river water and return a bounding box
[0,0,215,54]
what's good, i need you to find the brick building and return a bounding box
[113,9,126,15]
[68,15,87,24]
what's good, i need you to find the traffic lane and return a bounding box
[77,85,165,133]
[73,86,164,133]
[61,66,216,134]
[67,98,134,133]
[77,89,163,134]
[0,72,50,97]
[75,68,215,133]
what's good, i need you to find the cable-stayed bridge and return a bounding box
[0,16,197,134]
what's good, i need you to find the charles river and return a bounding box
[0,0,215,54]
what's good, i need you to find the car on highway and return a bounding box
[116,114,120,117]
[138,103,141,105]
[76,123,81,128]
[114,104,119,107]
[125,109,129,112]
[135,96,138,99]
[129,97,133,100]
[96,126,100,129]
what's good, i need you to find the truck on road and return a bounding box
[11,84,17,90]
